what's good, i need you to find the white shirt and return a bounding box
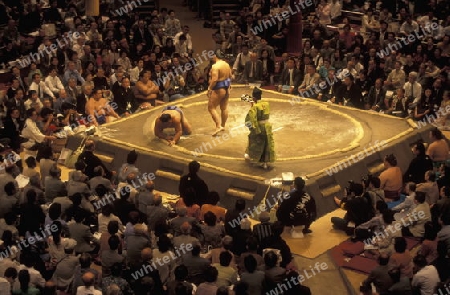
[411,265,440,295]
[29,81,55,99]
[233,52,251,71]
[21,118,46,146]
[400,21,419,35]
[76,286,102,295]
[17,265,46,288]
[45,75,64,94]
[174,31,193,51]
[330,1,341,19]
[403,81,422,104]
[129,66,143,84]
[24,98,43,111]
[72,43,84,58]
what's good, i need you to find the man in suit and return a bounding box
[76,84,92,116]
[6,88,26,119]
[366,78,387,111]
[53,89,76,115]
[147,194,170,231]
[129,248,164,294]
[2,107,24,151]
[242,53,263,83]
[278,58,301,95]
[329,31,346,54]
[80,45,96,69]
[11,66,26,92]
[112,76,138,116]
[317,69,342,102]
[29,73,55,101]
[179,160,209,206]
[367,60,385,86]
[169,206,197,237]
[255,39,276,60]
[52,238,80,290]
[377,21,389,46]
[240,14,257,36]
[336,75,364,108]
[362,254,393,294]
[133,20,153,51]
[77,140,114,180]
[64,61,85,86]
[431,78,445,107]
[298,65,321,98]
[6,78,23,100]
[68,212,99,254]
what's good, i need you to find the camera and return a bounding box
[241,94,253,103]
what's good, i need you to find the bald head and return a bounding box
[141,247,153,261]
[82,272,95,286]
[180,221,192,234]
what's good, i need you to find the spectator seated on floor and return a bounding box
[379,154,403,201]
[403,141,434,184]
[200,191,226,222]
[392,182,417,221]
[401,192,431,238]
[362,254,394,295]
[332,182,375,235]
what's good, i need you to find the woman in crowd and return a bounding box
[13,270,40,295]
[259,49,275,86]
[163,38,176,57]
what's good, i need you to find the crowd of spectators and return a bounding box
[0,143,314,295]
[0,0,449,294]
[0,0,211,133]
[223,0,449,123]
[329,133,450,295]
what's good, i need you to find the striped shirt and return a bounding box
[253,222,273,243]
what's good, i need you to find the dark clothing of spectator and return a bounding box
[78,150,113,180]
[403,154,434,184]
[112,84,139,116]
[19,202,45,236]
[114,199,137,225]
[127,263,164,295]
[224,209,244,237]
[277,189,317,228]
[2,117,24,151]
[336,82,364,109]
[259,235,292,268]
[178,173,209,206]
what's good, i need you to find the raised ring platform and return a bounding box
[66,86,433,217]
